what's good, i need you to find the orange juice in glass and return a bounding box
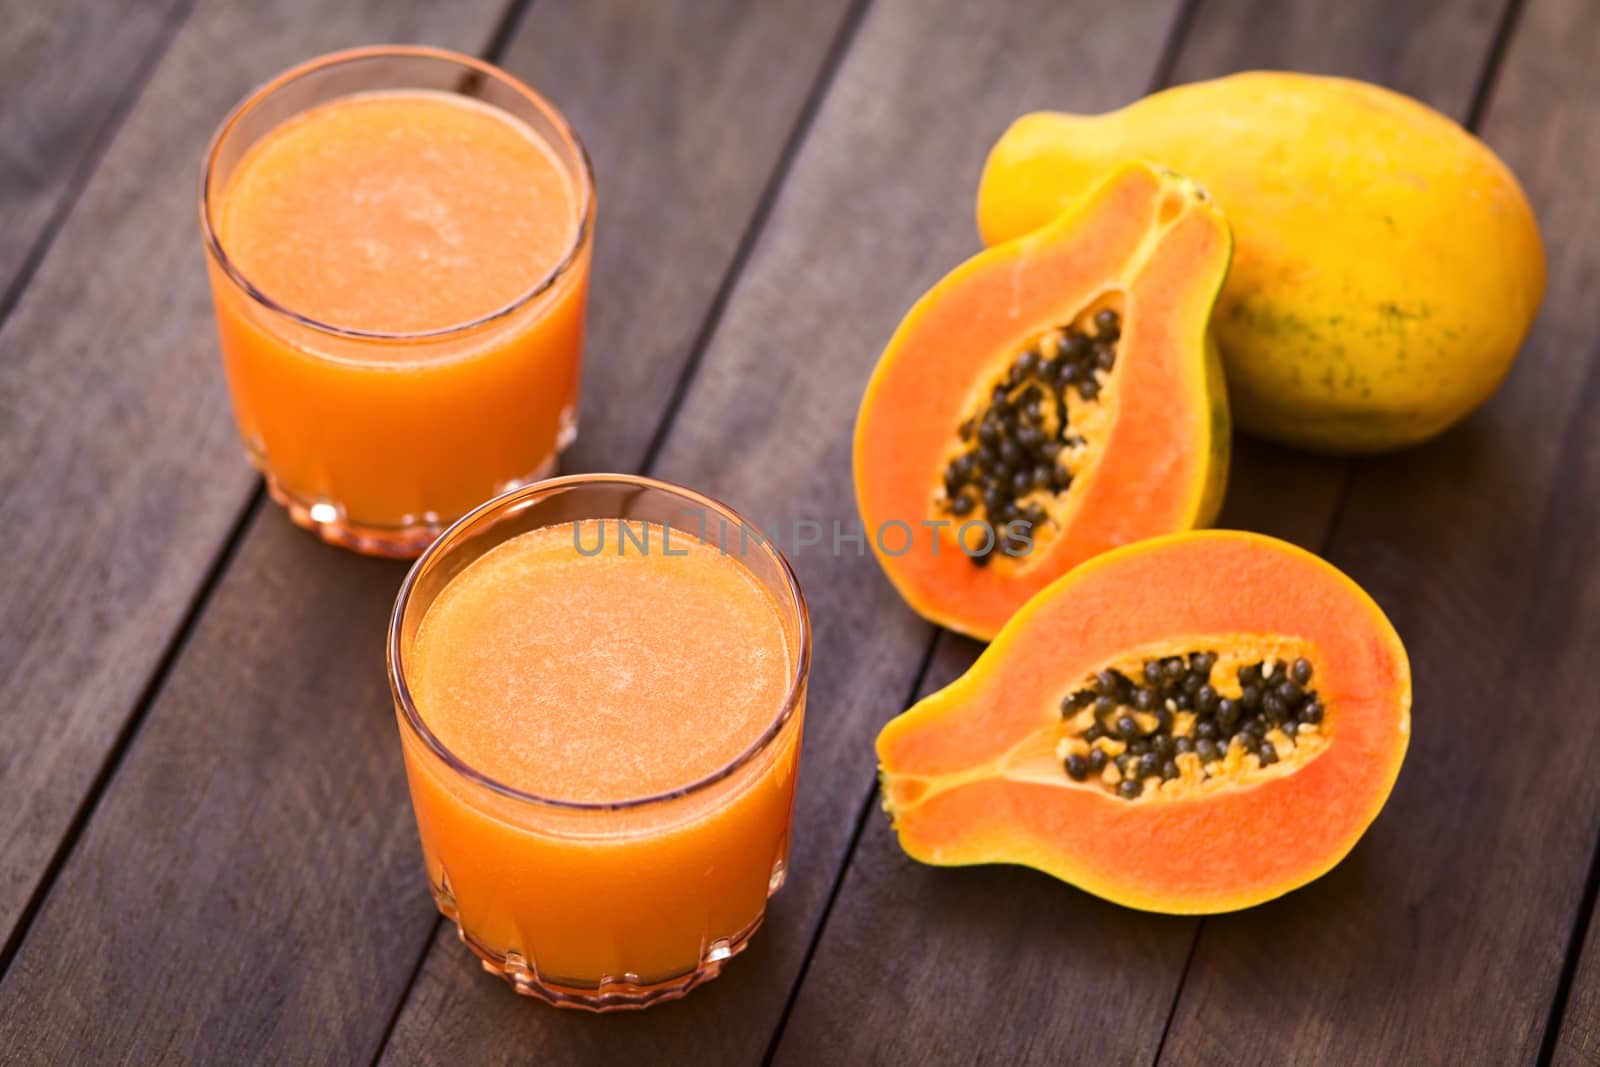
[388,475,810,1009]
[200,47,594,556]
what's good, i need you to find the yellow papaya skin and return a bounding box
[978,72,1546,454]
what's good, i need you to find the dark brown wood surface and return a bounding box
[0,0,856,1063]
[1514,12,1600,1060]
[0,0,188,304]
[0,0,511,962]
[0,0,205,944]
[3,0,1600,1063]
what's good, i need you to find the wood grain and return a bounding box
[0,0,858,1063]
[0,516,423,1064]
[0,0,516,1048]
[0,0,188,308]
[524,0,860,473]
[0,0,511,962]
[774,0,1520,1064]
[1174,0,1505,111]
[1159,0,1600,1061]
[4,0,1593,1063]
[1549,376,1600,1066]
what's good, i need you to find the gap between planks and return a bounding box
[0,0,537,989]
[0,0,198,336]
[758,630,941,1067]
[0,484,263,981]
[1144,0,1529,1059]
[365,0,879,1059]
[359,8,545,1058]
[752,0,1210,1058]
[1535,340,1600,1064]
[636,0,878,478]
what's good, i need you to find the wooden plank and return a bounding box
[379,1,1187,1064]
[0,0,516,1043]
[0,518,424,1064]
[1175,0,1505,110]
[545,0,855,471]
[0,0,193,942]
[0,0,188,307]
[778,631,1197,1067]
[1159,0,1600,1062]
[1552,376,1600,1067]
[0,0,859,1063]
[772,0,1518,1063]
[0,0,514,960]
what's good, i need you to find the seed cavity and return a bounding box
[1056,647,1329,801]
[937,306,1121,565]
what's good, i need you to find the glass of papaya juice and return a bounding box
[200,46,594,556]
[387,474,811,1009]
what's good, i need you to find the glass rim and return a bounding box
[198,44,596,343]
[386,473,813,813]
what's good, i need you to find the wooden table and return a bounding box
[2,0,1597,1062]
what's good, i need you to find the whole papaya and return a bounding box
[978,72,1545,453]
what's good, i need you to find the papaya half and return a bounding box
[876,530,1410,913]
[854,161,1231,642]
[978,72,1546,454]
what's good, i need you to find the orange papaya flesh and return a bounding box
[876,530,1411,914]
[853,161,1230,642]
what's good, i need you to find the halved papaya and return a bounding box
[876,530,1411,913]
[853,161,1231,641]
